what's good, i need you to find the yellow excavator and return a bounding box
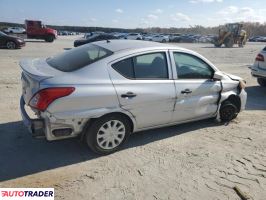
[213,23,247,48]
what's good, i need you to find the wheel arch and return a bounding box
[80,111,136,140]
[223,94,241,112]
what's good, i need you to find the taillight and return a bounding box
[29,87,75,111]
[256,54,264,62]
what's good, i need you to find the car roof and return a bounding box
[93,40,184,53]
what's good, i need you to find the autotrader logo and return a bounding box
[0,188,54,200]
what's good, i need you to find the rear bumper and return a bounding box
[20,96,45,138]
[251,65,266,78]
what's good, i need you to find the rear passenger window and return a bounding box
[112,58,134,78]
[112,52,168,79]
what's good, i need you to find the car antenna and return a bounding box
[106,40,110,43]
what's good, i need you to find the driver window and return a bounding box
[173,52,214,79]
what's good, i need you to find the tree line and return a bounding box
[1,21,266,37]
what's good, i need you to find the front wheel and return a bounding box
[86,114,131,155]
[257,78,266,87]
[219,101,238,122]
[6,41,17,49]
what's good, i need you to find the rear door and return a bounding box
[108,51,176,129]
[170,51,221,122]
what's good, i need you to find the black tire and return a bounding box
[214,43,222,47]
[224,37,234,48]
[162,39,166,43]
[257,78,266,87]
[220,101,238,122]
[6,41,17,49]
[86,114,131,155]
[45,35,54,42]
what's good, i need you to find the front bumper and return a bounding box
[17,41,26,48]
[20,96,45,138]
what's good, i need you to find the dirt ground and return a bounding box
[0,36,266,200]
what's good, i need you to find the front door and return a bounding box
[170,51,222,122]
[109,51,176,129]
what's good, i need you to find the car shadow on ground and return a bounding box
[24,40,46,43]
[0,118,220,182]
[201,46,240,49]
[245,86,266,110]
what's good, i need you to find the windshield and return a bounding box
[0,31,7,36]
[47,44,112,72]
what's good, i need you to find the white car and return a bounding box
[151,35,169,43]
[5,27,26,34]
[124,33,142,40]
[250,46,266,86]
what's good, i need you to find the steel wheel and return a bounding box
[6,41,16,49]
[96,120,126,150]
[220,101,238,122]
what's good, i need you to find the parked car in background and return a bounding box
[249,36,266,42]
[151,34,169,43]
[20,40,247,154]
[257,37,266,42]
[249,36,261,42]
[172,35,195,43]
[4,27,26,34]
[168,33,181,42]
[250,46,266,86]
[0,31,25,49]
[124,33,142,40]
[142,34,154,41]
[74,34,118,47]
[84,32,105,39]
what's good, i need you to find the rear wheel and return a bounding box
[85,114,131,155]
[257,78,266,87]
[6,41,16,49]
[162,39,166,43]
[219,101,238,122]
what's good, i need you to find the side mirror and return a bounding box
[213,71,224,81]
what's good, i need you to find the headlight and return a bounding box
[17,39,23,43]
[239,80,246,89]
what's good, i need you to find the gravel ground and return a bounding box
[0,36,266,200]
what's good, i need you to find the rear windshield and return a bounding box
[47,44,112,72]
[263,46,266,51]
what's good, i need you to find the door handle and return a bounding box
[181,89,192,94]
[121,92,137,98]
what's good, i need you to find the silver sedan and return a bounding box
[20,40,247,154]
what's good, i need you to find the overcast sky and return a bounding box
[0,0,265,28]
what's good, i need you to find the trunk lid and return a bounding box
[20,58,61,104]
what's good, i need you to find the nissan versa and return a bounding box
[20,40,247,154]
